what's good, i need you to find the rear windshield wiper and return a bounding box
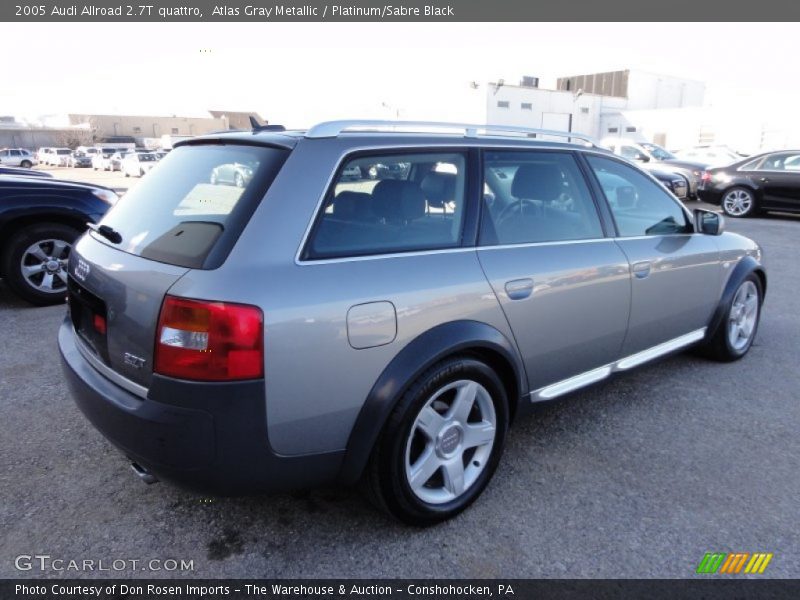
[87,223,122,244]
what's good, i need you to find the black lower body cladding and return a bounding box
[58,318,344,494]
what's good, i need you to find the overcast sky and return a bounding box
[3,22,798,126]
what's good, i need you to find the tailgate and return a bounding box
[68,234,189,390]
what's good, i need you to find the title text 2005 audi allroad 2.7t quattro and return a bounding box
[59,120,766,525]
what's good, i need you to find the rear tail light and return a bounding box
[154,296,263,381]
[701,170,712,183]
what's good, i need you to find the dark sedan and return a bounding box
[649,168,689,200]
[0,176,117,305]
[699,150,800,217]
[0,166,53,178]
[67,152,93,168]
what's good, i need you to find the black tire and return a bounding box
[20,160,32,168]
[2,223,80,306]
[698,273,762,362]
[720,186,757,218]
[365,356,509,526]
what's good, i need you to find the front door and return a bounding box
[584,154,722,356]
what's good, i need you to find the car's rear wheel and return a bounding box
[699,274,762,361]
[366,356,509,525]
[234,172,244,188]
[721,187,757,218]
[2,223,79,306]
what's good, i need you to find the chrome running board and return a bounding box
[530,328,706,402]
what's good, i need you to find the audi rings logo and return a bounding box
[74,259,90,282]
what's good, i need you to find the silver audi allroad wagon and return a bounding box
[59,121,766,525]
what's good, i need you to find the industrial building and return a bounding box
[486,69,704,148]
[486,69,798,153]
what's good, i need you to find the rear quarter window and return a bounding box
[94,143,288,268]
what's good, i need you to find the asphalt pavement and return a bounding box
[1,210,798,579]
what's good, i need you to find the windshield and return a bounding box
[640,143,675,160]
[57,149,71,155]
[95,143,289,269]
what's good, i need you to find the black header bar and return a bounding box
[3,0,800,22]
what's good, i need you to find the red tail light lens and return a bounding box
[701,170,712,182]
[154,296,263,381]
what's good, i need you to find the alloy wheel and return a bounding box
[19,238,70,294]
[722,189,754,216]
[404,379,497,504]
[728,280,759,351]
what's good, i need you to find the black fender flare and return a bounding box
[705,255,767,340]
[337,320,528,484]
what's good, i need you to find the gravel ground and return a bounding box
[0,210,798,579]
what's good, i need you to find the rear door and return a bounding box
[67,141,290,390]
[584,154,721,355]
[476,149,631,396]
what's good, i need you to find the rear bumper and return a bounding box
[58,317,344,494]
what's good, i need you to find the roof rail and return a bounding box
[305,120,597,146]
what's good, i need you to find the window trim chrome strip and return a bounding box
[529,327,707,403]
[74,334,149,400]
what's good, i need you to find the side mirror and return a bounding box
[694,209,725,236]
[636,154,650,163]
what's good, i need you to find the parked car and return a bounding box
[67,152,93,168]
[209,160,255,187]
[602,138,708,199]
[648,167,689,200]
[699,149,800,217]
[0,166,53,178]
[0,148,38,168]
[93,150,124,171]
[91,152,107,171]
[59,120,766,525]
[75,146,103,159]
[366,161,410,180]
[673,145,745,166]
[44,148,73,167]
[341,164,362,180]
[36,147,54,164]
[106,152,126,172]
[0,175,117,304]
[121,152,158,177]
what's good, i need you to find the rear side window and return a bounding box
[305,152,467,259]
[587,155,691,237]
[96,143,288,268]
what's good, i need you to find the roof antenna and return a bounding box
[249,116,286,132]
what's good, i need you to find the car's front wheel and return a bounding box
[721,186,757,218]
[20,160,32,168]
[2,223,80,306]
[366,356,509,525]
[699,274,762,361]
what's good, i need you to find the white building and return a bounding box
[486,69,705,146]
[486,69,800,154]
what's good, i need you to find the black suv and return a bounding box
[0,175,117,305]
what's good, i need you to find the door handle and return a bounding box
[505,278,534,300]
[632,261,651,279]
[760,177,769,183]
